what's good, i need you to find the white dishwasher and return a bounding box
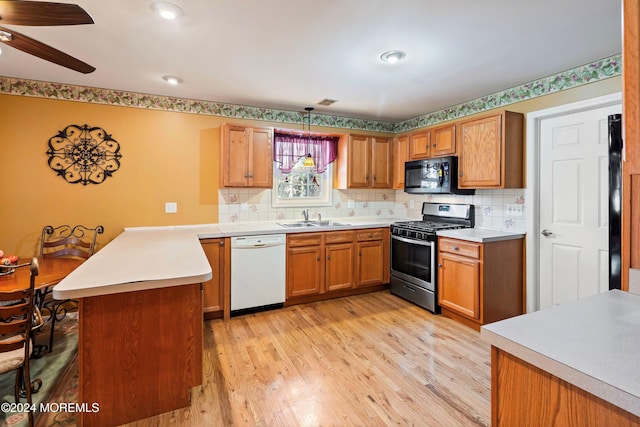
[231,234,286,312]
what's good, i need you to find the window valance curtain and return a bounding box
[273,130,339,173]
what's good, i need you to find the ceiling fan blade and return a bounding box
[0,26,94,73]
[0,1,93,26]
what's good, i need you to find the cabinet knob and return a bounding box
[369,233,373,238]
[317,256,320,261]
[327,255,331,260]
[373,175,377,181]
[358,252,361,256]
[453,246,459,251]
[219,240,224,246]
[459,172,463,177]
[438,264,443,268]
[433,143,437,147]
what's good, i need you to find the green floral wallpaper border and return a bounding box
[0,54,620,133]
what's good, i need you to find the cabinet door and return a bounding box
[249,127,273,187]
[222,126,250,187]
[287,246,323,297]
[393,135,409,189]
[200,239,225,315]
[431,124,456,157]
[348,135,371,188]
[458,114,502,187]
[438,252,480,320]
[356,240,385,287]
[371,137,393,188]
[409,131,430,160]
[326,243,355,291]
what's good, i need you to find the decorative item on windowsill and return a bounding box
[303,107,316,168]
[0,249,19,276]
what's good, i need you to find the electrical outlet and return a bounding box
[348,199,355,208]
[165,202,177,213]
[506,204,523,217]
[409,200,415,209]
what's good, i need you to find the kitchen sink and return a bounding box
[277,221,350,228]
[312,221,350,227]
[277,221,318,228]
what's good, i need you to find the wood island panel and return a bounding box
[492,347,640,426]
[79,284,203,426]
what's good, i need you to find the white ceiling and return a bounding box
[0,0,623,122]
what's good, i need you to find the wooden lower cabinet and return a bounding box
[355,228,389,287]
[326,242,355,291]
[286,228,390,303]
[492,347,640,426]
[200,237,231,319]
[437,236,523,330]
[288,240,324,297]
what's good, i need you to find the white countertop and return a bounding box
[53,228,213,299]
[481,290,640,417]
[437,228,525,243]
[54,218,398,299]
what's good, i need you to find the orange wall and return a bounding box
[0,95,226,256]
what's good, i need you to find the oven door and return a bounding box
[390,234,435,291]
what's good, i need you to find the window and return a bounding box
[272,129,338,207]
[272,158,332,207]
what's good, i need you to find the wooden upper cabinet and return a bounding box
[431,124,456,157]
[336,134,393,189]
[371,137,392,188]
[409,131,430,160]
[393,135,409,189]
[457,110,523,189]
[221,124,273,188]
[347,134,371,188]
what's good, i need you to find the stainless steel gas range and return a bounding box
[390,202,474,313]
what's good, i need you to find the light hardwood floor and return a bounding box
[127,291,491,426]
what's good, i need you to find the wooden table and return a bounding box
[0,257,83,292]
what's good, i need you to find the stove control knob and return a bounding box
[416,232,423,240]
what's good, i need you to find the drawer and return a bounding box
[288,233,323,247]
[439,238,481,259]
[356,228,385,241]
[324,230,354,244]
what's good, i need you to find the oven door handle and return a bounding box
[391,235,434,247]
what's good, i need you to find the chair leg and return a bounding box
[48,305,57,353]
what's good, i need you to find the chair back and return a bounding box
[0,259,38,356]
[40,225,104,259]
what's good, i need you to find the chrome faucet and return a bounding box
[302,209,309,222]
[318,213,322,223]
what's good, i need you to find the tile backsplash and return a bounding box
[218,188,526,232]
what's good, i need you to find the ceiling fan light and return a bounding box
[151,2,184,20]
[162,75,183,85]
[0,29,13,42]
[380,50,406,64]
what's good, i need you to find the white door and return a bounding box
[538,102,621,309]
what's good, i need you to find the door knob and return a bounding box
[541,229,553,237]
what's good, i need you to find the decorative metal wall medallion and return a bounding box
[47,124,122,185]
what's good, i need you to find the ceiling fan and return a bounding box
[0,0,95,74]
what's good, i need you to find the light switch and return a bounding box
[165,202,177,213]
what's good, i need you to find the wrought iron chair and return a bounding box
[0,258,39,427]
[38,225,104,352]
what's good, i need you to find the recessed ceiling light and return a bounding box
[151,2,184,20]
[162,75,183,85]
[380,50,406,64]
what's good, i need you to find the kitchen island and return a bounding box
[53,229,212,427]
[481,290,640,426]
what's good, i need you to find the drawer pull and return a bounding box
[452,246,459,251]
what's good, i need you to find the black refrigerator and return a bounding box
[609,114,623,290]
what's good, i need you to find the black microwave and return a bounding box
[404,156,474,195]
